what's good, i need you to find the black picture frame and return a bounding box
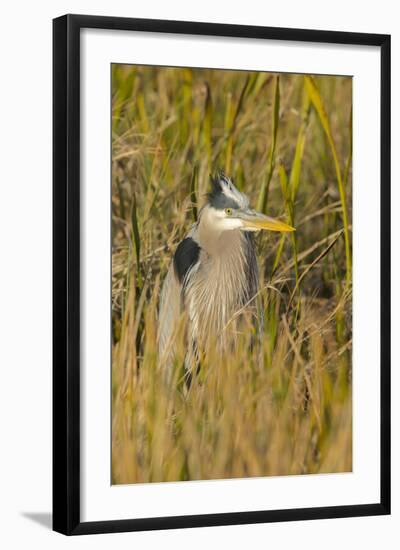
[53,14,391,535]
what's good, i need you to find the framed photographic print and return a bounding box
[53,14,391,535]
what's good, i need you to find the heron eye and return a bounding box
[225,208,233,216]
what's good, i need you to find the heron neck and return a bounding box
[197,224,244,258]
[196,210,245,258]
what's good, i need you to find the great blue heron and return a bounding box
[158,172,294,372]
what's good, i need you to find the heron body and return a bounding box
[158,173,294,371]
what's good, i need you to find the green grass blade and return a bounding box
[224,76,251,174]
[131,193,141,270]
[180,68,193,147]
[277,162,300,315]
[343,105,353,189]
[257,75,280,213]
[290,90,310,202]
[203,83,213,171]
[137,92,149,134]
[304,76,351,285]
[223,92,234,173]
[190,165,199,222]
[278,160,288,199]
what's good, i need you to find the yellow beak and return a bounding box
[240,211,295,232]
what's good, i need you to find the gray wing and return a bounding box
[158,262,182,363]
[158,237,201,366]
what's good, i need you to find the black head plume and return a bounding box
[207,171,242,210]
[210,170,225,193]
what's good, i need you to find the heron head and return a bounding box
[205,172,295,233]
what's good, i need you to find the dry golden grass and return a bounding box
[111,65,352,484]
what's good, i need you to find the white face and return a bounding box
[200,202,295,236]
[204,205,246,232]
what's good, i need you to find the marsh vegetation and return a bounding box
[111,66,352,483]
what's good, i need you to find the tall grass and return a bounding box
[111,65,352,484]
